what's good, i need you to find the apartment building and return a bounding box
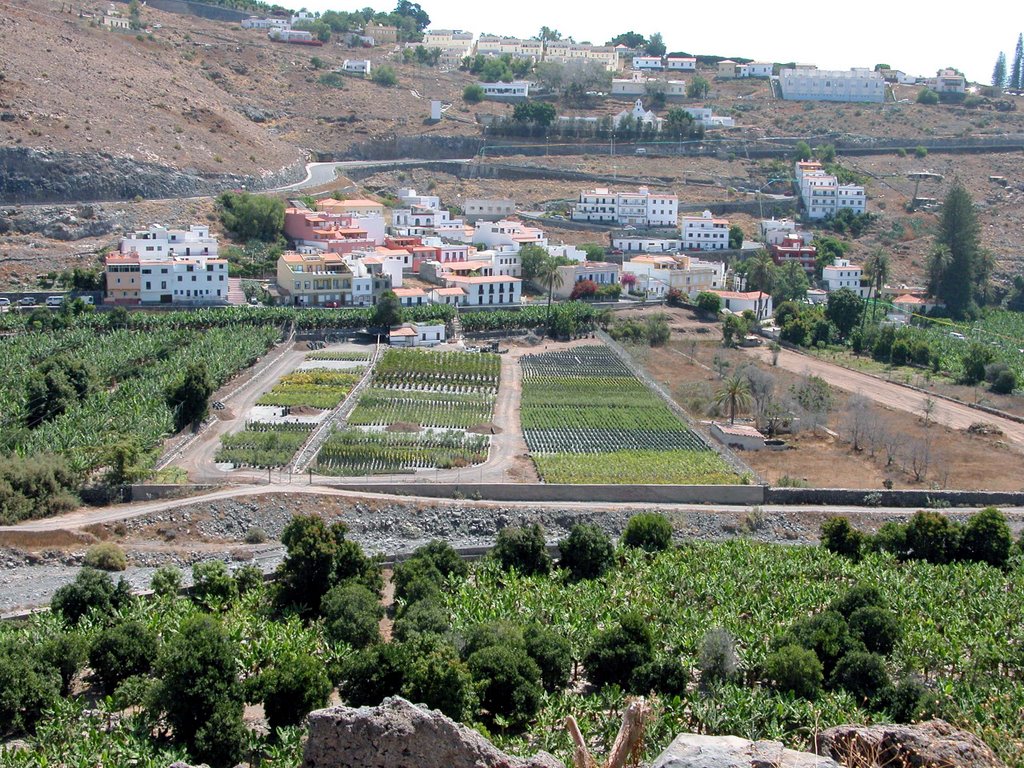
[364,22,398,45]
[445,275,523,306]
[318,198,386,218]
[276,251,354,306]
[621,254,725,298]
[551,261,621,299]
[794,161,867,220]
[572,187,678,227]
[777,66,886,102]
[769,235,818,276]
[931,68,967,93]
[822,257,867,297]
[681,210,730,251]
[464,198,516,222]
[472,219,546,254]
[283,208,382,253]
[759,218,813,247]
[120,225,219,258]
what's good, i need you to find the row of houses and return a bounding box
[632,55,697,71]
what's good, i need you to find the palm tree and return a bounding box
[534,255,566,330]
[745,250,777,295]
[714,374,753,425]
[863,248,890,324]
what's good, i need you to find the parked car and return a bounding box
[17,297,36,306]
[0,298,10,307]
[46,295,65,307]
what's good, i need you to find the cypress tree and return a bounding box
[1011,34,1023,90]
[933,182,982,318]
[992,52,1007,89]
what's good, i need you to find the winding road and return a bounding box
[271,159,475,192]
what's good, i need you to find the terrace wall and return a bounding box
[766,487,1024,508]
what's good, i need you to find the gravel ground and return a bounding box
[2,494,1019,615]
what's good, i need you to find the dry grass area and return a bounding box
[621,306,1024,491]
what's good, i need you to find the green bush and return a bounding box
[393,598,450,641]
[524,624,573,693]
[0,453,79,525]
[257,651,331,731]
[38,633,88,695]
[820,517,865,562]
[216,191,285,242]
[83,542,127,571]
[51,568,131,625]
[583,612,654,690]
[88,621,157,694]
[848,606,902,655]
[191,560,238,609]
[150,565,182,597]
[831,650,891,704]
[763,644,823,699]
[916,88,939,105]
[630,656,690,697]
[491,524,551,575]
[695,291,722,314]
[830,584,885,618]
[959,507,1013,568]
[622,513,673,552]
[904,510,961,564]
[991,368,1017,394]
[914,145,928,159]
[321,582,383,649]
[463,83,484,103]
[462,621,525,659]
[0,642,60,735]
[338,643,408,706]
[402,637,476,721]
[394,540,468,603]
[698,628,738,687]
[880,677,940,723]
[558,523,615,580]
[872,521,909,558]
[371,65,397,86]
[244,527,268,544]
[466,644,543,729]
[233,564,264,595]
[780,611,863,675]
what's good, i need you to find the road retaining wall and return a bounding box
[766,487,1024,508]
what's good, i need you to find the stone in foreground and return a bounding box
[652,733,840,768]
[817,720,1007,768]
[303,696,564,768]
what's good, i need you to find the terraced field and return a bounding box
[520,346,740,484]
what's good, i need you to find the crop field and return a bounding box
[313,348,499,474]
[909,309,1024,380]
[449,542,1024,767]
[305,351,372,362]
[520,346,738,484]
[315,429,490,475]
[0,325,280,473]
[255,370,363,410]
[216,422,313,468]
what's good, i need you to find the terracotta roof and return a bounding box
[715,423,765,438]
[893,294,926,304]
[390,327,417,336]
[432,287,465,296]
[712,290,770,300]
[392,287,427,297]
[449,275,522,284]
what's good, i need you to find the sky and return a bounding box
[295,0,1018,85]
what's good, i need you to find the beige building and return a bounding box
[318,198,387,218]
[365,22,398,44]
[276,251,354,306]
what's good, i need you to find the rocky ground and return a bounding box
[4,492,1022,614]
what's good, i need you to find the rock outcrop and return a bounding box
[651,733,840,768]
[303,697,564,768]
[817,720,1007,768]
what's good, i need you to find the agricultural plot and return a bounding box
[314,348,500,474]
[256,370,363,410]
[520,346,739,484]
[316,429,489,475]
[216,422,313,468]
[909,309,1024,381]
[305,351,372,362]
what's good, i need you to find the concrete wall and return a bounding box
[325,482,766,505]
[766,487,1024,508]
[130,484,221,501]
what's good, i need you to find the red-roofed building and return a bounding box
[770,235,818,276]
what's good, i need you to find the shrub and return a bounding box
[257,651,331,731]
[84,542,127,571]
[150,565,182,597]
[630,656,690,696]
[393,598,450,641]
[216,191,284,242]
[780,611,863,675]
[558,523,615,580]
[831,650,891,704]
[402,637,476,721]
[467,645,543,729]
[524,624,573,693]
[622,513,673,552]
[820,517,865,562]
[463,83,484,103]
[916,88,939,105]
[38,633,88,695]
[880,677,940,723]
[763,644,823,699]
[233,564,264,595]
[848,606,902,655]
[151,615,245,765]
[872,521,909,558]
[393,557,444,605]
[698,628,739,687]
[51,568,128,625]
[695,291,722,314]
[191,560,238,609]
[990,368,1017,394]
[0,642,60,735]
[830,584,885,619]
[959,507,1013,568]
[914,145,928,159]
[371,65,397,86]
[904,510,961,564]
[88,621,158,694]
[491,524,551,576]
[321,582,383,649]
[462,621,526,659]
[244,527,268,544]
[339,643,408,706]
[583,612,655,690]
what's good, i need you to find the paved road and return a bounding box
[751,345,1024,451]
[272,159,475,192]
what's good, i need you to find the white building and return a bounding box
[777,66,887,103]
[612,235,683,254]
[795,161,867,220]
[931,68,966,93]
[269,28,315,43]
[759,218,812,247]
[397,188,442,210]
[741,62,773,78]
[680,107,735,128]
[472,219,546,254]
[710,290,773,320]
[572,187,678,228]
[138,256,229,304]
[633,56,664,70]
[611,73,686,98]
[622,254,726,298]
[613,99,661,128]
[551,261,621,299]
[544,243,587,262]
[341,59,372,76]
[120,225,219,258]
[241,16,290,29]
[681,210,730,251]
[479,81,531,98]
[666,57,696,71]
[464,198,516,222]
[446,275,522,306]
[390,322,446,347]
[822,258,867,298]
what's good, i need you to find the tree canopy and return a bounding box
[928,182,985,318]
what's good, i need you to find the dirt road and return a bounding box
[753,346,1024,451]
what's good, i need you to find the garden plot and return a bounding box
[520,346,740,484]
[215,422,313,468]
[256,369,363,410]
[314,348,501,475]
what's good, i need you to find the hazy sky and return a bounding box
[296,0,1018,85]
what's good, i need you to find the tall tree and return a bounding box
[714,375,752,425]
[744,251,777,294]
[534,255,566,328]
[1012,34,1024,90]
[167,361,215,432]
[773,260,809,304]
[537,26,561,43]
[644,32,666,57]
[992,52,1008,89]
[932,182,982,318]
[863,248,890,323]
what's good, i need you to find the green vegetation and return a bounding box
[316,429,489,475]
[622,512,673,552]
[462,83,483,103]
[371,65,398,87]
[216,423,313,468]
[216,192,285,242]
[520,346,737,483]
[83,542,128,571]
[256,370,362,409]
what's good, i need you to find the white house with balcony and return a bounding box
[777,66,886,102]
[612,234,683,253]
[120,224,219,258]
[795,161,866,220]
[931,68,966,93]
[822,258,868,298]
[710,290,773,320]
[681,210,730,251]
[759,218,813,247]
[551,261,621,300]
[572,187,678,228]
[445,275,522,305]
[472,219,546,254]
[622,254,725,298]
